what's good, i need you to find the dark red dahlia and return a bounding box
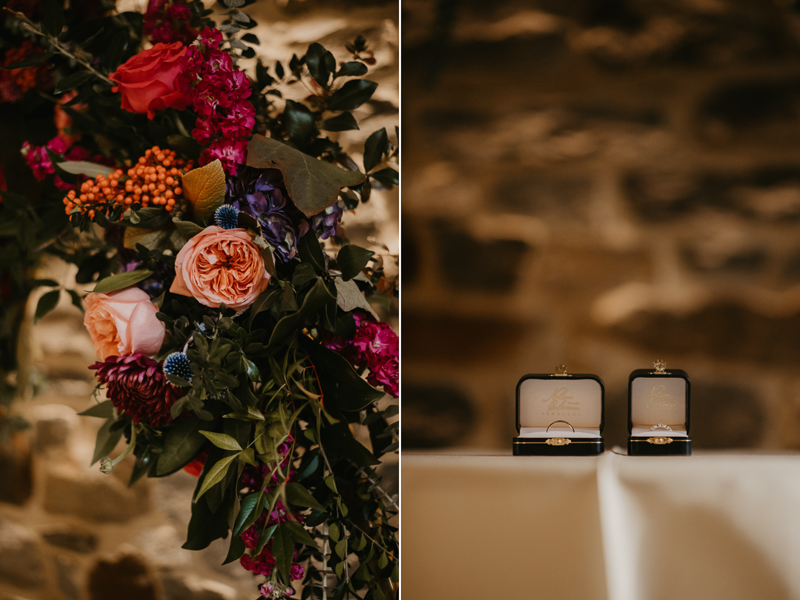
[90,353,183,427]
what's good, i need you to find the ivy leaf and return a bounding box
[56,161,115,178]
[91,418,123,464]
[78,400,114,418]
[364,128,388,173]
[337,245,374,281]
[35,290,60,322]
[334,278,379,319]
[246,136,365,218]
[286,482,324,512]
[181,160,227,224]
[54,71,93,95]
[320,112,359,132]
[298,234,326,273]
[327,79,377,112]
[157,415,212,476]
[336,61,368,78]
[283,100,316,145]
[91,270,154,294]
[195,453,238,502]
[199,431,243,451]
[272,524,295,582]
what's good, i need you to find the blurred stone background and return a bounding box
[0,1,398,599]
[401,0,800,451]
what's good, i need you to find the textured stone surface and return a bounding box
[25,404,79,453]
[42,527,98,554]
[51,554,81,600]
[160,571,238,600]
[88,553,157,600]
[401,383,476,449]
[0,433,33,506]
[0,517,44,589]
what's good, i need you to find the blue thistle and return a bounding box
[163,352,193,383]
[214,205,239,229]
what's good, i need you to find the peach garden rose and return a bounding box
[170,226,271,310]
[84,287,165,360]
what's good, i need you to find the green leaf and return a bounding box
[336,61,368,78]
[183,479,232,550]
[364,128,388,173]
[246,136,365,218]
[377,552,389,569]
[267,279,335,350]
[233,492,262,537]
[242,33,260,45]
[172,218,204,239]
[292,263,318,288]
[335,539,347,559]
[123,207,171,229]
[92,270,153,294]
[54,70,93,95]
[35,290,60,322]
[222,533,246,565]
[241,358,260,382]
[298,234,326,273]
[199,431,243,451]
[283,520,318,548]
[272,525,295,582]
[78,400,113,418]
[327,79,377,112]
[248,286,281,327]
[337,245,374,281]
[329,522,340,542]
[255,524,278,556]
[320,112,359,132]
[56,161,115,178]
[370,167,399,187]
[305,42,335,87]
[238,447,257,466]
[2,51,54,70]
[286,482,324,512]
[157,415,213,476]
[195,453,238,502]
[42,0,65,37]
[67,289,84,312]
[283,100,316,145]
[91,418,123,464]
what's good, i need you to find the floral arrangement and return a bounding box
[0,1,399,599]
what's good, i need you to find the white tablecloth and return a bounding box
[402,452,800,600]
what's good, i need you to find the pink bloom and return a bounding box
[200,138,248,175]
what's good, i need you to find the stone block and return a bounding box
[0,432,33,506]
[88,553,157,600]
[25,403,79,452]
[42,527,98,554]
[691,380,765,449]
[51,554,81,600]
[43,463,149,523]
[160,571,237,600]
[493,172,594,222]
[401,383,476,449]
[0,516,44,589]
[133,526,191,569]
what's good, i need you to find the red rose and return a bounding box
[109,42,189,119]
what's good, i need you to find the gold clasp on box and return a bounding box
[546,437,571,446]
[647,436,672,445]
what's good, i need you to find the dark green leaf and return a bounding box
[305,42,336,87]
[248,286,281,327]
[321,417,380,467]
[78,400,113,418]
[232,492,262,537]
[2,51,54,70]
[67,289,85,312]
[242,33,260,45]
[283,100,317,145]
[272,524,295,582]
[298,234,326,273]
[255,523,278,555]
[299,336,384,412]
[336,61,368,78]
[242,358,260,382]
[54,71,94,95]
[91,418,123,464]
[267,280,335,350]
[337,245,374,281]
[172,218,203,239]
[92,270,153,294]
[292,263,317,287]
[199,431,242,451]
[35,290,60,322]
[195,453,237,501]
[283,520,318,548]
[56,161,115,177]
[327,80,378,112]
[364,128,388,173]
[246,136,365,218]
[182,480,231,550]
[123,207,171,229]
[370,167,399,187]
[157,415,213,476]
[286,482,324,512]
[320,112,359,132]
[222,532,246,564]
[42,0,65,37]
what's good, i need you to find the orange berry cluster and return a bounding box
[63,147,193,220]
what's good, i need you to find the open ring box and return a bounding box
[627,361,691,456]
[513,367,605,456]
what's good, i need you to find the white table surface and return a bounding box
[402,452,800,600]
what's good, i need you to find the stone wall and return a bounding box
[401,0,800,451]
[0,1,398,598]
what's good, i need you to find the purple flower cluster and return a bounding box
[21,136,94,190]
[322,311,399,397]
[143,0,198,45]
[177,28,255,174]
[310,199,345,240]
[226,167,309,263]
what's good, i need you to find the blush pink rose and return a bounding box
[84,287,165,360]
[170,226,271,310]
[109,42,189,119]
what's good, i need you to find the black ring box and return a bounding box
[627,367,691,456]
[513,372,605,456]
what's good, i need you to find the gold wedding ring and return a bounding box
[546,420,575,433]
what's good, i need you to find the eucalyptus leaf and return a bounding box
[92,270,154,294]
[246,136,365,218]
